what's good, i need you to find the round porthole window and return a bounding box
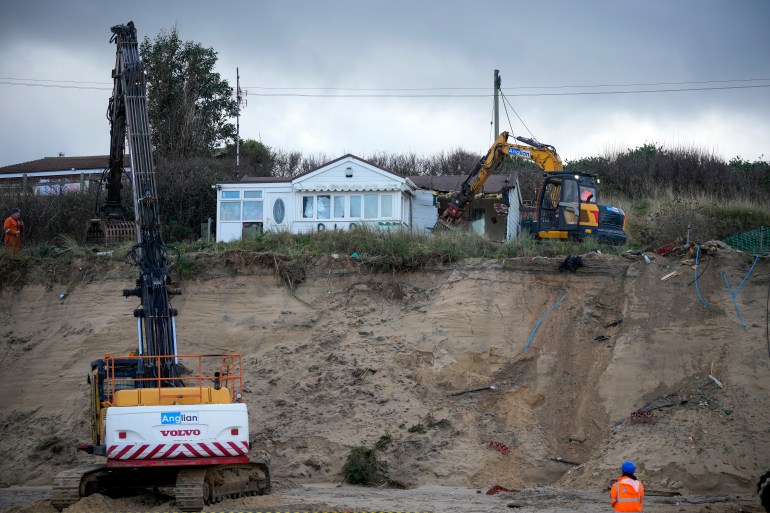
[273,198,285,224]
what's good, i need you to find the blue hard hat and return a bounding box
[11,207,20,214]
[622,460,636,473]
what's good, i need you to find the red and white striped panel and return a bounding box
[107,441,249,460]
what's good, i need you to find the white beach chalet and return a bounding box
[215,154,416,242]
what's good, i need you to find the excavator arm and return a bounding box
[437,132,563,227]
[104,21,180,381]
[85,23,142,245]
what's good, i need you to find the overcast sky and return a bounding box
[1,0,769,168]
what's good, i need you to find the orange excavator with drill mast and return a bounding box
[52,21,269,511]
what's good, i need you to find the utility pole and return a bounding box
[235,67,247,181]
[493,69,501,137]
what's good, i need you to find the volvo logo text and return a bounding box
[160,429,201,437]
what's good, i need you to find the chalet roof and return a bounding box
[407,173,518,193]
[222,154,405,185]
[0,155,129,175]
[298,153,402,178]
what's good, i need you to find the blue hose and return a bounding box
[523,295,566,352]
[723,254,761,333]
[734,254,760,296]
[695,245,708,307]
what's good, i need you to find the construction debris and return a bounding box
[558,255,584,273]
[661,270,680,281]
[488,441,511,455]
[654,241,680,256]
[708,374,725,389]
[638,393,688,412]
[449,385,497,397]
[550,456,582,465]
[629,410,657,424]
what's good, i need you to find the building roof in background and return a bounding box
[407,173,517,193]
[0,155,129,175]
[239,175,293,183]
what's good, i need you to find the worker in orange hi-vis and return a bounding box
[3,207,24,256]
[610,460,645,512]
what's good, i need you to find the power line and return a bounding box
[244,77,770,91]
[504,84,770,97]
[1,80,768,96]
[500,91,537,141]
[247,84,770,97]
[0,81,111,90]
[0,77,110,86]
[2,75,770,91]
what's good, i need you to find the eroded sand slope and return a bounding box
[0,250,768,498]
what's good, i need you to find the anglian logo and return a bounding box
[160,429,201,437]
[160,412,199,424]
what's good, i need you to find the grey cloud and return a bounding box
[1,0,768,166]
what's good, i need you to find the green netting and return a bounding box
[723,226,770,255]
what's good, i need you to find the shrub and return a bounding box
[342,446,383,486]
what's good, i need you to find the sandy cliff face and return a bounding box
[0,250,768,495]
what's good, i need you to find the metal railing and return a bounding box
[102,354,243,404]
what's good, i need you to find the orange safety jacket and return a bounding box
[610,476,644,512]
[3,216,22,255]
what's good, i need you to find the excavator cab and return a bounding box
[537,175,580,232]
[524,172,626,243]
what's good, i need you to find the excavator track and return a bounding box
[52,464,106,511]
[175,463,270,512]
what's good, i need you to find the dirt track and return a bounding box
[0,483,760,513]
[1,248,768,512]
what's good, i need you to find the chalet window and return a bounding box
[220,202,240,221]
[380,194,393,218]
[333,195,345,218]
[317,195,331,219]
[273,199,286,224]
[243,201,263,221]
[301,193,395,221]
[302,196,314,218]
[364,194,378,219]
[350,196,361,218]
[220,190,263,221]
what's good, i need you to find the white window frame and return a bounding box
[220,190,265,222]
[300,192,396,221]
[333,195,346,219]
[349,195,362,219]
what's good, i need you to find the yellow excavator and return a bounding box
[437,132,627,243]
